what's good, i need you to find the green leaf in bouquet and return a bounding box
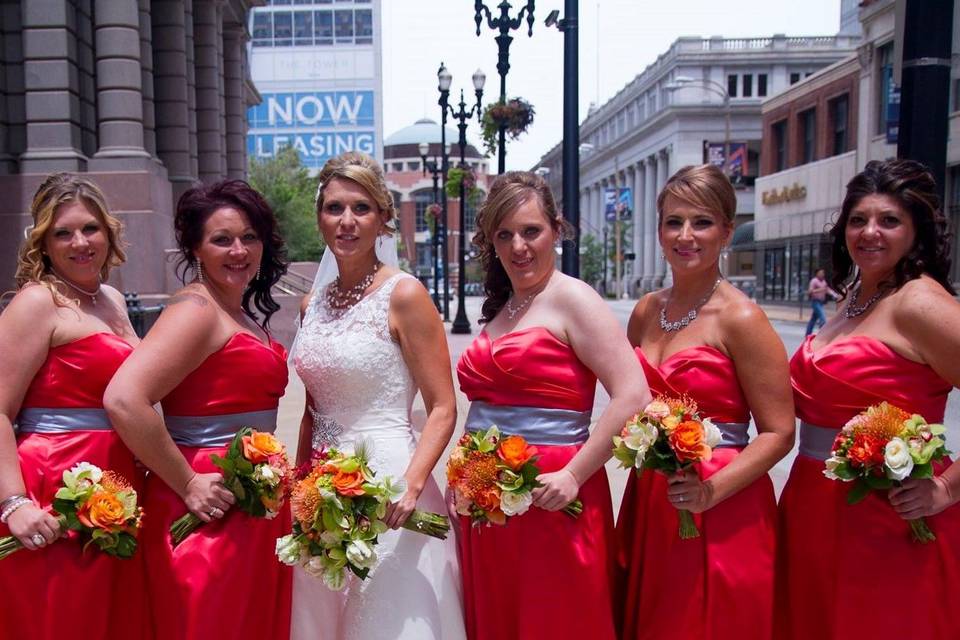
[846,480,871,504]
[372,520,389,535]
[349,564,371,580]
[112,534,137,559]
[612,446,636,469]
[912,462,934,479]
[229,428,250,458]
[230,477,247,501]
[51,497,76,518]
[833,463,857,481]
[864,474,893,490]
[234,457,255,475]
[53,487,77,502]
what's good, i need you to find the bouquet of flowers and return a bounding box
[170,428,291,546]
[612,396,722,539]
[823,401,950,543]
[275,440,450,591]
[0,462,143,560]
[446,425,583,526]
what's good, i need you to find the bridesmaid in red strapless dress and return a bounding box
[104,180,292,639]
[0,174,147,640]
[617,165,794,640]
[775,160,960,639]
[455,172,650,640]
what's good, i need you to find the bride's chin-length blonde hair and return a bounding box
[15,173,126,305]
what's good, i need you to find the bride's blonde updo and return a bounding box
[314,152,396,234]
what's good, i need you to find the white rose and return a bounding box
[275,534,302,566]
[623,422,658,452]
[500,490,533,517]
[884,437,915,481]
[822,455,847,481]
[345,540,377,569]
[253,464,279,487]
[632,442,650,469]
[304,555,326,578]
[702,419,722,449]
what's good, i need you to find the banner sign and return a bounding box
[706,142,748,178]
[604,187,633,222]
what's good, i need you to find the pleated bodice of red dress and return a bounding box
[456,327,618,640]
[0,332,149,640]
[777,335,960,639]
[617,345,777,640]
[142,332,292,640]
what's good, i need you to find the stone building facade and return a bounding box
[0,0,261,294]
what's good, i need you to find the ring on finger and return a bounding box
[31,533,45,546]
[209,507,224,518]
[678,495,685,503]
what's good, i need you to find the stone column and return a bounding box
[76,0,97,158]
[631,162,643,291]
[654,147,670,286]
[19,0,87,171]
[642,157,657,291]
[0,5,20,173]
[222,24,245,179]
[192,0,222,183]
[152,0,195,191]
[185,0,198,178]
[139,0,157,158]
[90,0,150,169]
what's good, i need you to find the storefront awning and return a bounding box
[729,221,755,251]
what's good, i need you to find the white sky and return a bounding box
[381,0,842,171]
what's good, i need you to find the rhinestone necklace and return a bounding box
[326,261,380,310]
[52,270,101,306]
[505,282,549,320]
[659,277,723,333]
[844,285,885,318]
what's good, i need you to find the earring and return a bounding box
[196,261,204,283]
[378,235,384,249]
[255,265,261,281]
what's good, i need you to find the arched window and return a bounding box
[464,190,484,233]
[412,189,434,233]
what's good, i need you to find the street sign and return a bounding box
[604,187,633,221]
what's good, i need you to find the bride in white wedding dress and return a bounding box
[289,152,465,640]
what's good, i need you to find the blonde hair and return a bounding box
[656,164,736,225]
[315,152,396,232]
[15,173,126,305]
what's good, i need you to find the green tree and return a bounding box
[248,146,324,262]
[579,233,604,288]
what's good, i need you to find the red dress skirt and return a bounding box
[0,333,149,640]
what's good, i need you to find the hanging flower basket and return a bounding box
[445,165,483,207]
[481,97,535,156]
[425,202,442,227]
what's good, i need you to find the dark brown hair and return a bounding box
[472,171,572,323]
[174,180,288,328]
[829,159,955,298]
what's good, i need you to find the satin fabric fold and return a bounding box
[457,327,617,640]
[0,333,149,640]
[618,346,776,640]
[143,332,291,640]
[777,335,960,639]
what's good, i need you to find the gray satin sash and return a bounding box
[713,421,750,448]
[165,409,279,447]
[15,407,113,433]
[798,420,839,461]
[464,401,591,445]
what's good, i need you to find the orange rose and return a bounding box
[496,436,538,471]
[668,420,710,463]
[474,486,502,512]
[77,491,127,530]
[242,431,283,463]
[331,470,366,497]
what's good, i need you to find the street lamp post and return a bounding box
[439,66,486,334]
[437,64,454,321]
[418,141,447,314]
[473,0,535,174]
[666,76,731,176]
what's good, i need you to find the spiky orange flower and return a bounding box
[660,394,698,418]
[858,402,910,440]
[99,470,131,494]
[461,451,499,501]
[291,468,323,527]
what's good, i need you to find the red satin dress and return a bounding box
[141,333,292,640]
[0,333,148,640]
[617,346,777,640]
[778,335,960,639]
[456,327,618,640]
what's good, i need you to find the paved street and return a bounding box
[276,296,960,516]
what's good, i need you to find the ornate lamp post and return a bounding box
[473,0,535,174]
[418,140,449,315]
[438,65,486,334]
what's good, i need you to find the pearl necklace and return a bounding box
[52,270,101,306]
[659,278,722,333]
[844,286,884,318]
[326,262,380,311]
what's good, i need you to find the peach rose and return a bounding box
[668,420,711,463]
[77,491,127,530]
[331,470,366,497]
[242,431,283,463]
[496,436,538,471]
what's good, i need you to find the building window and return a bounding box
[314,10,333,44]
[355,8,373,44]
[877,43,899,137]
[790,72,801,85]
[829,94,849,156]
[743,74,753,98]
[758,73,768,97]
[799,108,816,164]
[252,12,272,46]
[294,10,312,46]
[413,190,433,233]
[416,243,432,277]
[273,11,292,46]
[727,74,738,98]
[772,119,788,171]
[465,192,484,232]
[334,9,354,42]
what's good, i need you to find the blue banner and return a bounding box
[604,188,633,222]
[248,91,375,129]
[247,131,376,169]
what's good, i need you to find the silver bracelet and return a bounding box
[0,493,27,513]
[0,496,34,524]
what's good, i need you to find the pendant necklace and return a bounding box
[52,270,101,306]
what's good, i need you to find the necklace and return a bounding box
[326,261,380,310]
[659,277,722,333]
[844,285,885,318]
[505,283,548,320]
[52,270,101,306]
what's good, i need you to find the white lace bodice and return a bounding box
[291,272,417,450]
